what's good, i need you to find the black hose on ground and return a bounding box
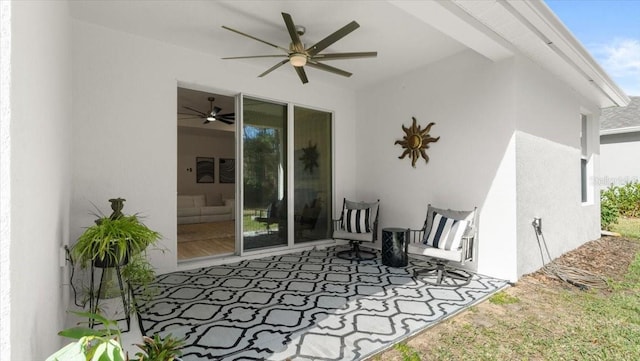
[532,221,608,290]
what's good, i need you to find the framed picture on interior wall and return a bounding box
[219,158,235,183]
[196,157,215,183]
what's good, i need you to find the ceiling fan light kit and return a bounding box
[222,12,377,84]
[290,53,307,67]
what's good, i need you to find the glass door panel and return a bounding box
[242,97,288,251]
[293,106,332,243]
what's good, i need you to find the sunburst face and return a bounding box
[299,141,319,174]
[394,117,440,167]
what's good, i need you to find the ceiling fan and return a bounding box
[221,12,377,84]
[179,97,234,125]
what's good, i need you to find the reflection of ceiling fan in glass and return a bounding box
[179,97,235,124]
[222,12,377,84]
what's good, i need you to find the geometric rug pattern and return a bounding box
[135,248,509,361]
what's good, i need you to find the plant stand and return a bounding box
[98,268,123,299]
[89,262,132,332]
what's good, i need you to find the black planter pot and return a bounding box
[92,252,129,269]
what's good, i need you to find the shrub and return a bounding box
[616,181,640,217]
[601,181,640,230]
[601,194,620,231]
[602,182,640,219]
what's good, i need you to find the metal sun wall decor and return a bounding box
[395,117,440,167]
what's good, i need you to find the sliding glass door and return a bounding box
[293,106,332,243]
[242,97,288,251]
[239,96,332,252]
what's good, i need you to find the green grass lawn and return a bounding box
[243,208,264,232]
[611,217,640,239]
[387,248,640,360]
[380,228,640,361]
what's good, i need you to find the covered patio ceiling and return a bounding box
[70,0,468,92]
[70,0,628,110]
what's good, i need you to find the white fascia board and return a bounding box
[600,126,640,136]
[504,0,630,107]
[389,0,513,62]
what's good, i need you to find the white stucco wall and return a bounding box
[355,49,520,281]
[0,3,10,358]
[513,56,601,277]
[354,50,603,281]
[2,1,73,360]
[71,20,358,274]
[600,132,640,188]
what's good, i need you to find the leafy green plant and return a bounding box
[72,214,161,268]
[123,252,160,308]
[601,182,640,230]
[601,194,620,231]
[133,334,184,361]
[123,253,157,287]
[70,199,162,316]
[602,182,640,219]
[47,312,185,361]
[616,182,640,217]
[46,311,126,361]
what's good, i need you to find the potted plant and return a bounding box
[133,334,184,361]
[47,312,185,361]
[46,311,127,361]
[71,198,161,305]
[72,198,161,269]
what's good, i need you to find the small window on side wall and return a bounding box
[580,114,591,204]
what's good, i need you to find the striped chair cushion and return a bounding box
[342,208,372,233]
[424,212,468,251]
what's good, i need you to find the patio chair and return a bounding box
[333,198,379,261]
[294,198,322,238]
[408,204,477,286]
[254,200,281,233]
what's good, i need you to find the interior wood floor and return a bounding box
[177,221,235,260]
[177,238,235,260]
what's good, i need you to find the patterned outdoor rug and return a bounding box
[135,248,508,361]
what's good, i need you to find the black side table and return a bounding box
[382,227,409,267]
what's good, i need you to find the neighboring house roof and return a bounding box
[600,96,640,135]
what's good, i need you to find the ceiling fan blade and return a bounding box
[213,106,222,115]
[282,12,304,52]
[222,55,288,60]
[307,21,360,56]
[221,26,290,53]
[178,115,203,120]
[219,112,235,117]
[312,51,377,60]
[259,59,289,77]
[182,106,207,117]
[306,61,352,77]
[294,66,309,84]
[216,117,234,125]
